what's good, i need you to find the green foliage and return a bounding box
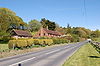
[91,30,100,38]
[8,39,53,49]
[63,44,100,66]
[71,34,79,42]
[0,8,16,16]
[8,40,17,49]
[0,44,9,51]
[34,40,39,45]
[52,38,68,44]
[27,39,34,46]
[28,19,42,32]
[32,45,41,48]
[16,40,27,48]
[40,18,56,30]
[0,36,12,43]
[0,8,27,36]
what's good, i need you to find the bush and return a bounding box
[52,38,68,44]
[34,39,40,45]
[8,40,17,49]
[41,39,53,46]
[16,40,27,48]
[8,39,53,49]
[0,36,11,43]
[33,39,53,46]
[27,39,34,46]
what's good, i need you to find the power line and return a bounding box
[83,0,87,22]
[83,0,87,17]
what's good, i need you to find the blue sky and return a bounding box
[0,0,100,30]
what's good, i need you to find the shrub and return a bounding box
[34,39,40,45]
[33,39,53,46]
[0,36,12,43]
[16,40,27,48]
[8,40,17,49]
[8,39,53,49]
[27,39,34,46]
[52,38,68,44]
[8,40,27,48]
[41,39,53,46]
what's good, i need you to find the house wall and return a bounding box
[34,28,61,38]
[36,28,49,37]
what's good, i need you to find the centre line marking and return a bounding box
[45,49,60,54]
[9,57,36,66]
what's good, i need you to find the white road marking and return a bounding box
[9,45,80,66]
[9,57,36,66]
[45,49,60,54]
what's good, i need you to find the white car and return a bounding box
[87,39,92,41]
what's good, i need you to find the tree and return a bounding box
[66,24,72,34]
[0,8,27,36]
[0,8,16,16]
[72,27,87,38]
[91,29,100,38]
[40,18,56,30]
[40,18,47,28]
[28,19,42,32]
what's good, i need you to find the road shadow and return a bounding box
[88,56,100,58]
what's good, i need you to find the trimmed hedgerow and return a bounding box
[8,39,53,49]
[8,40,17,49]
[52,38,68,44]
[16,40,27,48]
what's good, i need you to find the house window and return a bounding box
[44,33,45,36]
[48,33,49,36]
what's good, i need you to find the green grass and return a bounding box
[93,38,100,42]
[63,44,100,66]
[0,44,9,51]
[31,32,37,35]
[97,38,100,42]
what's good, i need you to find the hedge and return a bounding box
[8,38,68,49]
[8,39,53,49]
[52,38,68,44]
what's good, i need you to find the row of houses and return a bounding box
[11,27,63,39]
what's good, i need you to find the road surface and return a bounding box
[0,41,88,66]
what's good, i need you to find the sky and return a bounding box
[0,0,100,30]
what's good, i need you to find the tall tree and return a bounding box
[0,8,26,36]
[66,23,72,34]
[0,8,16,16]
[28,19,42,32]
[40,18,56,30]
[91,29,100,38]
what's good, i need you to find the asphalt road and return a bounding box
[0,40,89,66]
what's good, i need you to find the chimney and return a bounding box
[46,26,48,30]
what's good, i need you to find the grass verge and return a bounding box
[0,44,8,51]
[63,43,100,66]
[0,43,67,58]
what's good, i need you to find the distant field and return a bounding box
[93,38,100,42]
[97,38,100,42]
[63,44,100,66]
[0,44,9,51]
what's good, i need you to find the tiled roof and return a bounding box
[43,28,62,36]
[12,29,32,37]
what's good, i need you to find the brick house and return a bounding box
[11,29,32,39]
[34,27,62,38]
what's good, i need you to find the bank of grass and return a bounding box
[63,44,100,66]
[0,44,9,51]
[93,38,100,42]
